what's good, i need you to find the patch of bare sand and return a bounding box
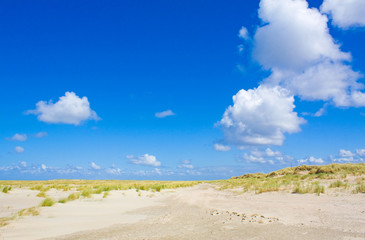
[0,189,42,218]
[1,184,365,240]
[0,190,167,240]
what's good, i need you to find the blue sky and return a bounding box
[1,0,365,180]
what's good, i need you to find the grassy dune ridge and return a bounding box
[213,163,365,194]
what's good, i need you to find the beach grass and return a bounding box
[41,198,55,207]
[212,163,365,195]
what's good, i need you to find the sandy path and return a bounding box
[1,184,365,240]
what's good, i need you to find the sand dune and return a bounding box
[1,183,364,240]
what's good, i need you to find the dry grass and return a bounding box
[0,180,200,193]
[213,163,365,195]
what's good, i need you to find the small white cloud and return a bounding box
[90,162,101,170]
[26,91,100,125]
[14,146,24,153]
[20,161,27,167]
[242,153,266,164]
[155,110,175,118]
[41,164,47,171]
[238,44,245,53]
[238,26,249,40]
[7,133,27,141]
[321,0,365,29]
[127,154,161,167]
[298,156,324,164]
[214,143,231,152]
[339,149,355,157]
[242,148,288,164]
[263,148,281,157]
[155,168,162,175]
[178,160,194,169]
[35,132,48,138]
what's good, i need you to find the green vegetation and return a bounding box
[103,192,109,198]
[36,191,47,198]
[0,180,200,195]
[58,198,67,203]
[2,186,11,193]
[67,192,81,201]
[1,207,40,227]
[18,207,39,217]
[41,198,55,207]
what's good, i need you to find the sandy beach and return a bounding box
[1,183,364,240]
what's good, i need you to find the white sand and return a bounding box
[0,188,42,218]
[1,184,365,240]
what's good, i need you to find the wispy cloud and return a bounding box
[34,132,48,138]
[178,160,194,169]
[7,133,27,141]
[155,110,175,118]
[214,143,231,152]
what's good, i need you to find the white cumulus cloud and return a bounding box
[27,91,100,125]
[219,85,305,146]
[339,149,355,157]
[214,143,231,152]
[14,146,24,153]
[253,0,365,107]
[127,154,161,167]
[321,0,365,29]
[155,110,175,118]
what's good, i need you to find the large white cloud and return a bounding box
[253,0,365,107]
[321,0,365,29]
[127,154,161,167]
[27,91,100,125]
[254,0,349,70]
[219,85,305,146]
